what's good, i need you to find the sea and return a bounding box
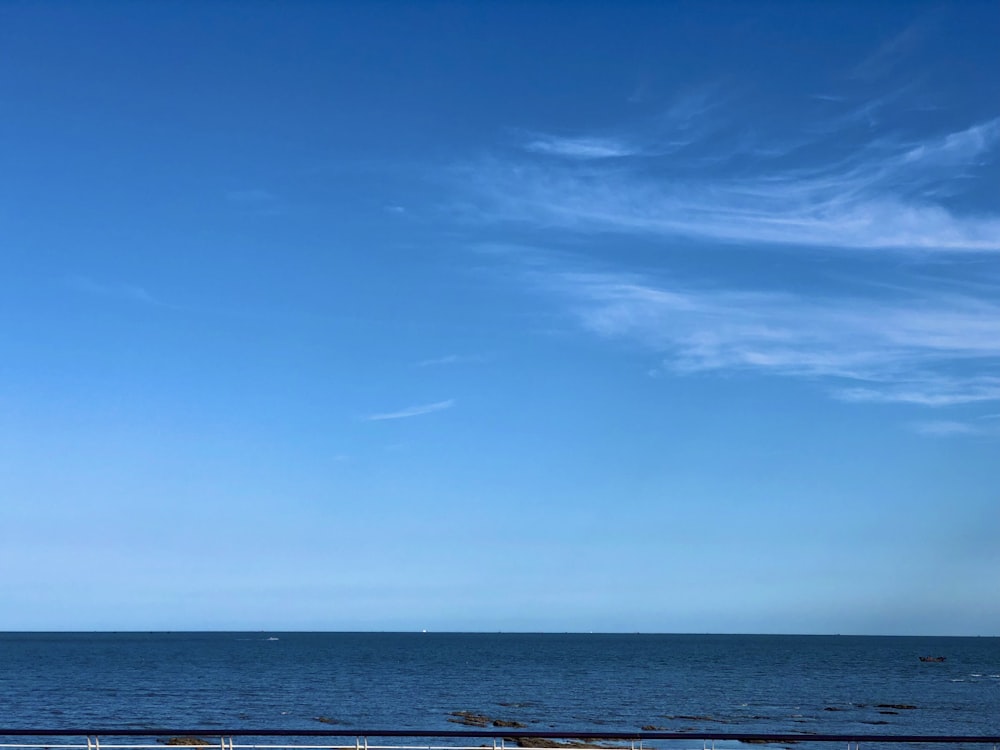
[1,633,999,744]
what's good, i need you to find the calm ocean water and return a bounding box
[1,633,998,738]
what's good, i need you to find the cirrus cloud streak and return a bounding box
[536,265,1000,408]
[364,399,456,421]
[458,116,1000,252]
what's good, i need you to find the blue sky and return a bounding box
[1,1,998,635]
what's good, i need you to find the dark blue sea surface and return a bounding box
[1,633,998,738]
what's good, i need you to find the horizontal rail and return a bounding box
[0,731,999,743]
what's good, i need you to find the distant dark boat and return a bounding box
[919,656,946,662]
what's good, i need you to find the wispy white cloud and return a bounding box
[453,71,1000,412]
[810,93,848,103]
[365,399,455,421]
[837,378,1000,407]
[66,276,162,306]
[459,114,1000,252]
[528,263,1000,407]
[662,88,717,123]
[912,420,992,437]
[519,88,720,163]
[525,135,639,159]
[901,119,1000,169]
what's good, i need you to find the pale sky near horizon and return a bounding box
[1,1,999,635]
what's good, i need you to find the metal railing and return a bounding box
[0,730,999,750]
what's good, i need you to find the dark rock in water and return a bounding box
[162,740,211,747]
[449,711,492,727]
[822,707,844,711]
[313,717,341,725]
[506,739,627,749]
[877,704,916,710]
[641,726,664,731]
[862,721,890,726]
[878,711,899,715]
[493,720,527,728]
[919,656,946,662]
